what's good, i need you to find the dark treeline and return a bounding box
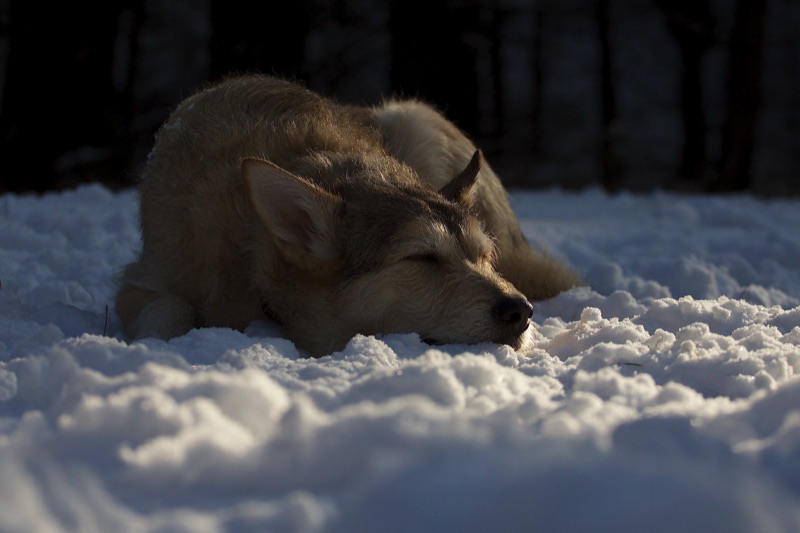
[1,0,798,195]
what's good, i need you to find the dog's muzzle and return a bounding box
[423,297,533,349]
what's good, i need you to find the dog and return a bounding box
[115,74,581,356]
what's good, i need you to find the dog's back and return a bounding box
[116,74,580,355]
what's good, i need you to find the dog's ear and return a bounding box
[242,158,341,265]
[439,150,481,206]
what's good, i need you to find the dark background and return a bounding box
[1,0,797,195]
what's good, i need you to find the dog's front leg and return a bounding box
[116,285,195,340]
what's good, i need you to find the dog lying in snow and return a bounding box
[115,74,581,356]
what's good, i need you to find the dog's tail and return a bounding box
[498,243,583,302]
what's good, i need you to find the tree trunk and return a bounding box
[654,0,714,186]
[531,7,545,156]
[712,0,768,192]
[489,6,506,140]
[678,44,708,183]
[596,0,622,191]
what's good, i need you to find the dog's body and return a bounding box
[116,74,580,356]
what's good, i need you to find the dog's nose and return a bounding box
[492,297,533,328]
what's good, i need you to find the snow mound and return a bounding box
[1,184,799,532]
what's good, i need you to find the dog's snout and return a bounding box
[492,297,533,328]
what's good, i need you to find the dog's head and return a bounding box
[242,151,532,356]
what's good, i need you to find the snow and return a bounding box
[2,183,800,532]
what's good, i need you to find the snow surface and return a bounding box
[1,184,800,532]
